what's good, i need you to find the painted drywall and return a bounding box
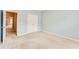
[42,10,79,39]
[3,10,42,38]
[17,10,42,36]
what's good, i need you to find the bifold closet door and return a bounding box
[27,14,38,33]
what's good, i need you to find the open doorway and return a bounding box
[6,12,17,38]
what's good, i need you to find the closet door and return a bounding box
[32,14,38,32]
[0,10,3,43]
[27,14,38,33]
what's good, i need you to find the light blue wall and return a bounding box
[42,10,79,39]
[18,10,42,35]
[10,10,42,36]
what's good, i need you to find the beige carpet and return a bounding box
[0,32,79,49]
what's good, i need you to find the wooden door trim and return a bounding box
[6,11,17,35]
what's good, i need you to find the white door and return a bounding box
[27,14,38,33]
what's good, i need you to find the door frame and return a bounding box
[1,10,3,43]
[6,11,17,35]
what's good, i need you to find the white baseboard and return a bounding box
[43,31,79,42]
[17,32,28,37]
[17,31,38,37]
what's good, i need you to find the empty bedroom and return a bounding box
[0,10,79,49]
